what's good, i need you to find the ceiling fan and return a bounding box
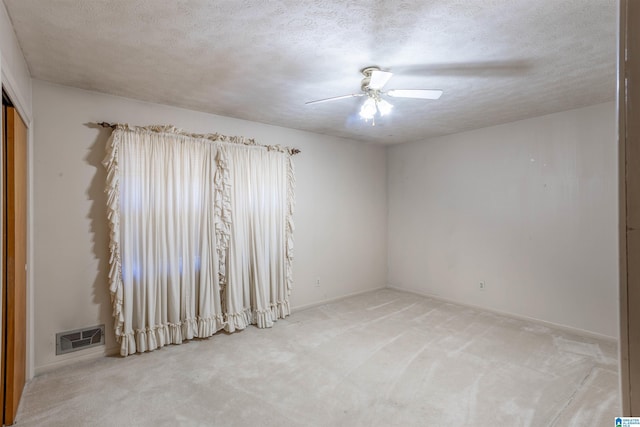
[305,66,443,123]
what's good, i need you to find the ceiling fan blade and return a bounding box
[386,89,443,100]
[369,70,393,90]
[305,93,365,105]
[393,60,531,78]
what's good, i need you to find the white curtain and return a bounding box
[104,125,295,356]
[224,146,290,331]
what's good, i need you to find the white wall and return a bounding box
[387,102,618,338]
[29,81,619,370]
[0,1,31,118]
[32,80,387,373]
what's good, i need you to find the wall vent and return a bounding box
[56,325,105,355]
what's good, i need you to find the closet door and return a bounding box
[3,105,27,426]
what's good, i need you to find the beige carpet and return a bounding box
[17,289,619,426]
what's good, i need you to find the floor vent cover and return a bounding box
[56,325,105,355]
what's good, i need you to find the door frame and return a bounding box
[2,96,28,426]
[618,0,640,415]
[0,67,33,388]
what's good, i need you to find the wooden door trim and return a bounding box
[2,105,27,426]
[619,0,640,415]
[620,0,630,414]
[1,102,5,426]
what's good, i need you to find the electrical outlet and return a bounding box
[315,277,321,287]
[479,281,486,291]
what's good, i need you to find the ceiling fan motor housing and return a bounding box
[360,66,381,91]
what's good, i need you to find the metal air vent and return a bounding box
[56,325,105,355]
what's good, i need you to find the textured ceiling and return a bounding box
[3,0,617,144]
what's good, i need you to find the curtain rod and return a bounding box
[94,122,301,155]
[97,121,117,129]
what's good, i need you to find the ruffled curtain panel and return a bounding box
[103,125,295,356]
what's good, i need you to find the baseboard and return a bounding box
[33,285,614,376]
[386,285,617,343]
[34,345,120,376]
[33,287,384,376]
[291,286,386,312]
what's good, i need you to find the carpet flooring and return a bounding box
[16,289,619,426]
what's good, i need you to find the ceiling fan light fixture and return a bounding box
[377,99,393,116]
[359,97,377,120]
